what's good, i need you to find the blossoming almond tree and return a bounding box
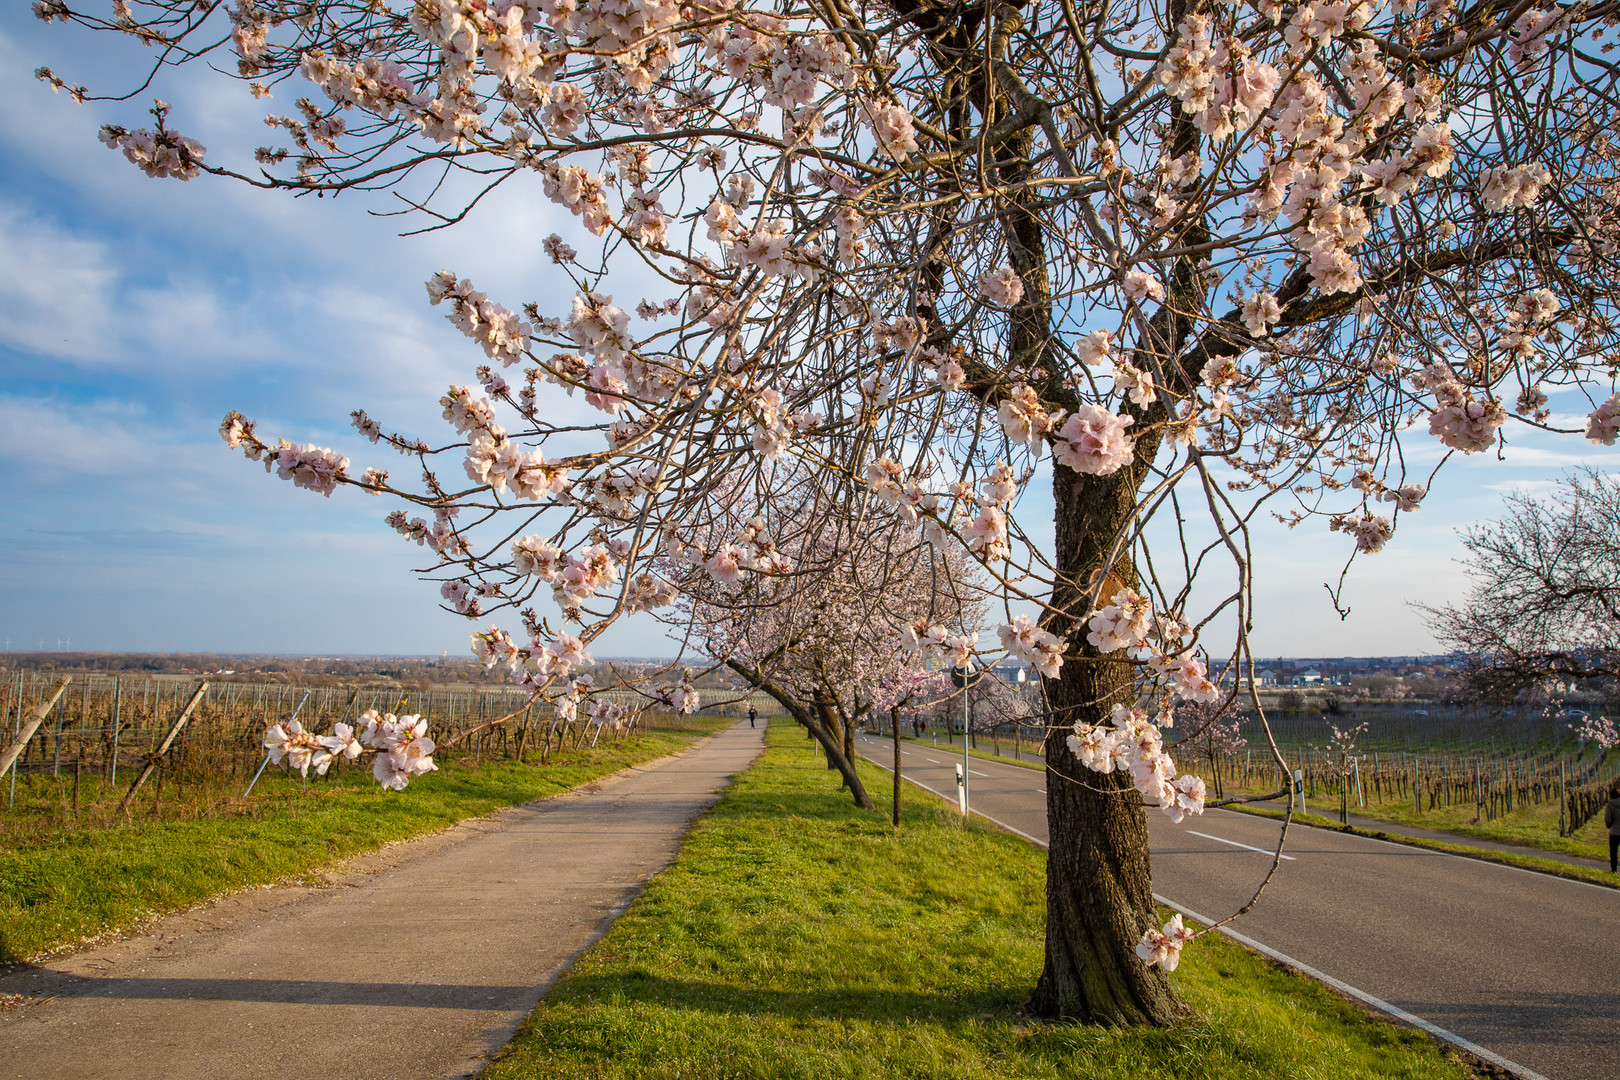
[675,475,984,807]
[40,0,1620,1026]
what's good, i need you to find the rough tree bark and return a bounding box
[1026,465,1188,1026]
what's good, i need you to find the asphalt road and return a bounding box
[855,733,1619,1080]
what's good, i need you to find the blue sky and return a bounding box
[2,10,1617,660]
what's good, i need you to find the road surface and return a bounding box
[855,732,1619,1080]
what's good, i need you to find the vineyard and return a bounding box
[1197,701,1620,847]
[0,671,770,842]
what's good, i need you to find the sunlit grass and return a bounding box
[481,725,1474,1080]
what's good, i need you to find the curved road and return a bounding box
[855,733,1619,1080]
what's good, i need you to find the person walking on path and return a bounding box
[748,706,757,728]
[1606,787,1620,873]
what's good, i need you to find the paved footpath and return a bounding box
[0,719,765,1080]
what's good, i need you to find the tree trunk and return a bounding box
[1026,465,1188,1027]
[728,661,874,809]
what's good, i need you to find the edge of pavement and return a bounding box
[1216,803,1618,891]
[865,731,1618,890]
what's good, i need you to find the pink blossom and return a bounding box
[1241,291,1282,336]
[1053,405,1135,476]
[1585,393,1620,445]
[1123,271,1166,304]
[1480,163,1552,211]
[980,264,1025,306]
[1075,329,1115,366]
[997,384,1063,451]
[862,97,918,159]
[1137,914,1196,970]
[1087,588,1152,653]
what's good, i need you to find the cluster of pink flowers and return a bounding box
[979,264,1025,307]
[624,571,679,612]
[1087,588,1154,653]
[466,436,572,501]
[1570,713,1620,751]
[540,161,614,235]
[269,440,350,497]
[263,718,363,778]
[1412,364,1508,454]
[1053,405,1135,476]
[997,384,1064,451]
[1136,914,1197,971]
[1334,512,1392,553]
[964,504,1008,562]
[358,710,439,790]
[263,709,436,791]
[861,97,918,159]
[656,673,701,714]
[997,615,1067,678]
[1067,703,1207,823]
[1149,652,1221,704]
[1240,291,1282,337]
[663,516,791,587]
[1480,163,1552,212]
[1122,270,1166,304]
[1156,13,1280,142]
[900,619,977,669]
[98,122,206,180]
[1585,392,1620,445]
[1377,483,1426,513]
[299,51,419,117]
[427,272,532,366]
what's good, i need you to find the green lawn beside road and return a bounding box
[482,723,1475,1080]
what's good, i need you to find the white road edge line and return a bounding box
[856,747,1551,1080]
[1153,895,1551,1080]
[1185,830,1296,861]
[859,756,1050,847]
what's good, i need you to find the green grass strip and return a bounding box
[0,719,726,963]
[482,724,1474,1080]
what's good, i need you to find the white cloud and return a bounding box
[0,206,116,362]
[0,394,156,476]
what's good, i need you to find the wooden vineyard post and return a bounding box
[0,677,73,786]
[119,682,209,814]
[1559,761,1568,837]
[110,678,122,786]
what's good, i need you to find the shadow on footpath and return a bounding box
[0,967,534,1009]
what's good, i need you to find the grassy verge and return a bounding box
[482,725,1476,1080]
[1223,804,1618,889]
[0,716,728,963]
[1213,777,1612,865]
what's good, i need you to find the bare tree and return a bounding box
[1425,470,1620,708]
